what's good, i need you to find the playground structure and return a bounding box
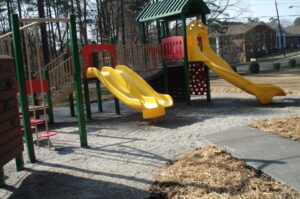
[135,0,285,104]
[0,0,287,189]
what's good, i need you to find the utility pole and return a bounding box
[275,0,286,56]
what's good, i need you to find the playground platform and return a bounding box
[204,126,300,192]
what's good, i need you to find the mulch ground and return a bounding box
[250,116,300,142]
[149,145,299,199]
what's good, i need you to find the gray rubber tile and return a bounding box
[204,126,300,192]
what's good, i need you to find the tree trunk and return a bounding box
[75,0,86,44]
[52,0,63,53]
[96,0,102,42]
[46,0,57,58]
[120,0,125,45]
[37,0,50,65]
[83,0,88,44]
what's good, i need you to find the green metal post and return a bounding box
[62,53,76,116]
[11,14,36,163]
[139,22,149,71]
[201,14,211,102]
[108,37,120,115]
[157,20,161,43]
[181,16,191,105]
[160,21,166,39]
[95,82,103,112]
[43,69,54,124]
[15,154,24,171]
[70,14,88,147]
[139,23,146,44]
[165,21,170,37]
[69,93,75,117]
[157,21,169,93]
[92,53,103,112]
[83,77,92,119]
[175,20,179,36]
[80,41,91,119]
[0,167,4,188]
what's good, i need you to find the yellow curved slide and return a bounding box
[86,66,173,119]
[187,20,286,104]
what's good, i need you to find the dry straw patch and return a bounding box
[150,146,299,199]
[211,87,300,94]
[250,116,300,141]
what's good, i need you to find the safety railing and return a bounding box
[115,43,162,72]
[48,55,73,94]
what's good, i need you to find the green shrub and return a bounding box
[249,61,260,74]
[273,63,281,71]
[231,64,237,72]
[288,59,297,68]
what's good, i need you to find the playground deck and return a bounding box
[1,70,300,198]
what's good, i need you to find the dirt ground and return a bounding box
[250,116,300,142]
[150,145,300,199]
[211,68,300,94]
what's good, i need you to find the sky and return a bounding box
[225,0,300,25]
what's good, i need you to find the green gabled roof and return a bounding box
[137,0,210,23]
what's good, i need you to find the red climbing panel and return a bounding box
[189,62,207,95]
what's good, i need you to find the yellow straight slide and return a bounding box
[187,20,285,104]
[86,66,173,119]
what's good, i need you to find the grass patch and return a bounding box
[149,146,299,198]
[250,116,300,142]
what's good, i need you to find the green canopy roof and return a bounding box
[137,0,210,23]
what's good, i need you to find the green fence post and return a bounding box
[15,154,24,171]
[0,167,4,188]
[70,14,88,147]
[181,15,191,105]
[108,37,120,115]
[11,14,36,163]
[43,69,54,124]
[69,93,75,117]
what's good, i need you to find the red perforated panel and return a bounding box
[189,62,207,95]
[161,36,185,60]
